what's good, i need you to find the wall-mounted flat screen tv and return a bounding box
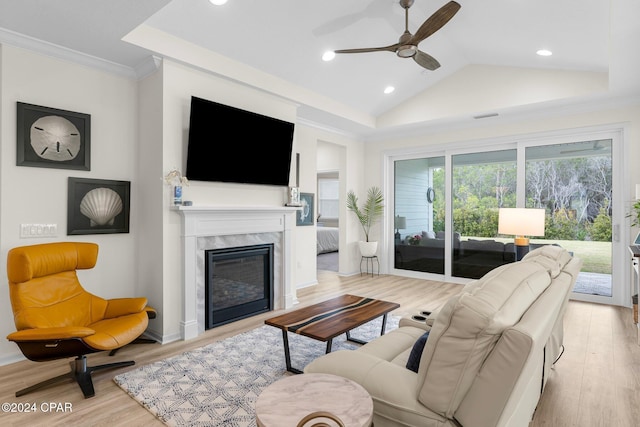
[186,96,295,186]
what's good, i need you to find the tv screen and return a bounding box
[186,96,295,186]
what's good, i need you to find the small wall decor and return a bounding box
[164,168,189,206]
[297,193,315,226]
[17,102,91,170]
[68,177,130,235]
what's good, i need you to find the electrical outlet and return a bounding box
[20,223,58,238]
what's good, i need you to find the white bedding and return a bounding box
[317,227,339,254]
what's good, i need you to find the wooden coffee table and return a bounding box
[265,294,400,373]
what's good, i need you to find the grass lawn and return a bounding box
[530,239,611,274]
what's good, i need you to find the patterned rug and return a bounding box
[114,316,399,426]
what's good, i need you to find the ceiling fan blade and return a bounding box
[410,1,461,45]
[413,50,440,70]
[334,43,399,54]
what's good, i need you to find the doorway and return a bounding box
[317,171,340,272]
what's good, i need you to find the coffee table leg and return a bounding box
[326,339,333,353]
[346,313,390,345]
[281,330,303,374]
[380,313,389,336]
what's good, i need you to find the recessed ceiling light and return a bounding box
[209,0,228,5]
[322,51,336,61]
[384,86,395,94]
[536,49,553,57]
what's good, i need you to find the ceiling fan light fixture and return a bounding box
[397,45,417,58]
[322,51,336,62]
[208,0,228,5]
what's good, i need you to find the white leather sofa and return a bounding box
[305,246,582,427]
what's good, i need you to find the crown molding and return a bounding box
[0,27,137,79]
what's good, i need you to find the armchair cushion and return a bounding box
[7,242,98,283]
[83,312,149,350]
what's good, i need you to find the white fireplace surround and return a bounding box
[178,206,299,340]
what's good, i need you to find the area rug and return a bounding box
[114,316,399,427]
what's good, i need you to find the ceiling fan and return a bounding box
[333,0,461,71]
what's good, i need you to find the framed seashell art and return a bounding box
[67,177,130,235]
[17,102,91,170]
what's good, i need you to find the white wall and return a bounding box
[0,44,139,364]
[291,125,318,288]
[136,65,165,341]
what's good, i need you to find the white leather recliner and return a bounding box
[305,246,582,427]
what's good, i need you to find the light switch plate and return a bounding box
[20,223,58,238]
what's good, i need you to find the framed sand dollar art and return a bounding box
[17,102,91,170]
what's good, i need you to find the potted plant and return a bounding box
[347,186,384,257]
[629,200,640,227]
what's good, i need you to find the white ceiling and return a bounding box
[0,0,638,138]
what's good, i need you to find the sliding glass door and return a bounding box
[525,140,613,300]
[394,156,445,275]
[451,150,517,279]
[390,132,621,304]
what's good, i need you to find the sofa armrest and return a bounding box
[104,297,148,319]
[399,316,431,330]
[305,349,384,382]
[425,310,439,326]
[305,350,447,425]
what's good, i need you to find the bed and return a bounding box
[317,227,339,254]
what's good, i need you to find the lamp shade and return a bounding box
[498,208,545,237]
[394,215,406,229]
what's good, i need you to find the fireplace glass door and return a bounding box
[205,244,274,328]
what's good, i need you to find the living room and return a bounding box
[0,1,639,426]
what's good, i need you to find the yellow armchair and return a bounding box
[6,242,154,398]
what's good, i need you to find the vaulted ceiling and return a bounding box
[0,0,638,138]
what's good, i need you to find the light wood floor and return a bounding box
[0,271,638,426]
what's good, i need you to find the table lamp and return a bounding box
[498,208,545,261]
[395,215,406,241]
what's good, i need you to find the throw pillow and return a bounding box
[406,331,430,373]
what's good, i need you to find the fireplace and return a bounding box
[178,206,298,340]
[205,244,274,328]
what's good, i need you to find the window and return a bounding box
[318,177,339,221]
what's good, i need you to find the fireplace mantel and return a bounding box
[178,205,299,340]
